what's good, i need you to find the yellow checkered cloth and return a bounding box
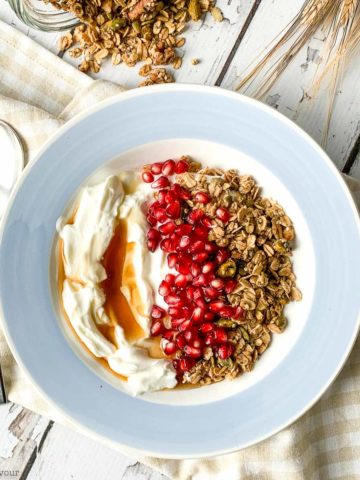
[1,19,360,480]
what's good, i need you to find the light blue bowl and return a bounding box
[0,85,359,458]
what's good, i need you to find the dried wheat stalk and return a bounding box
[236,0,360,144]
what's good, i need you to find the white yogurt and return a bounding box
[57,174,176,395]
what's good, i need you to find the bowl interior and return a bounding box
[51,138,315,406]
[1,85,359,457]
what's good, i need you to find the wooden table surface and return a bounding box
[0,0,360,478]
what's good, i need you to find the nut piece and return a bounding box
[217,259,237,278]
[188,0,202,21]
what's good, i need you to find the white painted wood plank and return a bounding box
[0,403,51,474]
[26,423,169,480]
[220,0,360,172]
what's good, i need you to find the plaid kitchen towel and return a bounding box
[0,19,360,480]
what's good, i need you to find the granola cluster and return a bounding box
[176,165,302,384]
[52,0,223,83]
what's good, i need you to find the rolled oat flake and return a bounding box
[0,120,24,218]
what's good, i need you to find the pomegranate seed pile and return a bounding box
[142,158,245,381]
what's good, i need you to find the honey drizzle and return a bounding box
[101,220,144,343]
[57,240,126,379]
[57,218,144,380]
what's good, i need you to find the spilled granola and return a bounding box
[49,0,223,83]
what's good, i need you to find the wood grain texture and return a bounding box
[26,423,169,480]
[219,0,360,173]
[0,403,52,477]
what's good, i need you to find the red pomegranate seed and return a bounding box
[164,293,182,306]
[179,357,196,372]
[233,306,245,319]
[151,305,165,319]
[168,306,183,318]
[167,253,177,268]
[201,216,213,228]
[209,300,225,312]
[178,319,193,332]
[166,201,181,219]
[195,297,207,309]
[216,207,230,223]
[199,322,214,333]
[165,273,176,285]
[210,278,225,290]
[218,344,234,360]
[185,285,195,300]
[193,252,209,263]
[175,159,189,174]
[159,221,176,235]
[174,224,192,236]
[147,228,160,241]
[174,274,188,288]
[158,280,171,296]
[187,209,204,224]
[204,286,219,299]
[194,192,210,204]
[190,263,201,277]
[204,311,215,321]
[152,176,170,189]
[179,235,191,250]
[193,225,209,240]
[150,162,163,175]
[214,328,228,343]
[153,206,166,221]
[202,261,215,274]
[176,334,186,349]
[164,191,176,205]
[184,345,202,358]
[171,317,186,328]
[192,307,205,323]
[179,187,192,200]
[150,321,164,336]
[189,240,205,253]
[170,234,181,250]
[161,339,177,356]
[192,338,204,349]
[160,238,174,253]
[225,279,237,294]
[220,306,235,318]
[170,183,183,197]
[162,159,176,175]
[157,189,168,205]
[163,329,177,341]
[146,214,157,226]
[142,171,154,183]
[204,333,215,346]
[192,287,203,300]
[175,261,191,275]
[204,242,218,253]
[184,327,198,342]
[215,249,230,264]
[147,238,159,252]
[182,305,194,319]
[192,274,207,287]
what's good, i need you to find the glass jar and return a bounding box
[7,0,78,31]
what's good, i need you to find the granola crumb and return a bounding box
[191,58,200,65]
